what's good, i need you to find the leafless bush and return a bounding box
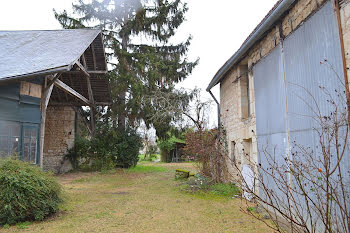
[234,67,350,232]
[183,128,231,183]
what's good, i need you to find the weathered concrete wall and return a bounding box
[43,106,75,173]
[220,0,340,179]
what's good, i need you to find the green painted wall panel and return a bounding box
[0,83,42,164]
[0,83,20,100]
[0,84,41,124]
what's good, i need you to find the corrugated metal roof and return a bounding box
[0,29,101,81]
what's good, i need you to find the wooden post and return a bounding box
[39,74,56,168]
[333,0,350,126]
[76,61,96,135]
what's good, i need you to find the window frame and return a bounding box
[22,123,40,165]
[239,65,251,120]
[0,121,21,158]
[0,120,40,165]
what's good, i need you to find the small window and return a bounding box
[242,138,252,158]
[0,136,9,158]
[0,121,21,158]
[23,125,39,164]
[231,141,236,163]
[240,65,250,119]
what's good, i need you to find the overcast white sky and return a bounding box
[0,0,277,127]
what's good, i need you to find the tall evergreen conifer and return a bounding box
[54,0,197,136]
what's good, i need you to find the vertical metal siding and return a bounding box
[284,1,345,134]
[253,45,290,197]
[253,1,349,228]
[284,2,349,223]
[284,0,349,177]
[254,45,287,137]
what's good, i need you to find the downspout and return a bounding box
[208,90,221,128]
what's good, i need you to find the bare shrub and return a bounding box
[235,66,350,232]
[183,128,230,183]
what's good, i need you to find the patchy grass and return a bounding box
[139,154,161,162]
[127,164,167,173]
[179,183,240,201]
[210,183,240,197]
[1,162,273,233]
[15,222,30,230]
[138,154,145,161]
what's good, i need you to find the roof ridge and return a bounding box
[206,0,296,91]
[0,29,100,32]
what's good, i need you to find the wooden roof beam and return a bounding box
[91,44,97,70]
[44,73,61,93]
[53,78,94,107]
[76,61,95,103]
[76,60,90,78]
[65,70,107,74]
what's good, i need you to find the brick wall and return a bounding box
[43,106,75,173]
[220,0,347,179]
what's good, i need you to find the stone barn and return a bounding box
[208,0,350,182]
[0,29,111,173]
[207,0,350,227]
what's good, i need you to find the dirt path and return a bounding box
[2,162,273,233]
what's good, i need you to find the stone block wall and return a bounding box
[43,106,75,173]
[220,0,348,179]
[220,66,257,180]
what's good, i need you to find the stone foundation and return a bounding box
[43,106,75,173]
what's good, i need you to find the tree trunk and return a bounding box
[117,33,129,130]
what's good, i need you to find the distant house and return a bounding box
[0,29,111,173]
[169,141,186,163]
[159,137,186,163]
[207,0,350,184]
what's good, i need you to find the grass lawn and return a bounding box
[1,162,273,233]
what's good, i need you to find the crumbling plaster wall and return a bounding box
[43,106,75,173]
[220,0,347,177]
